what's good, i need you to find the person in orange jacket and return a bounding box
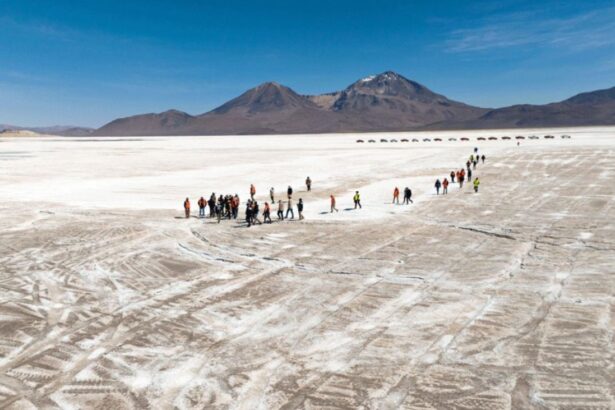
[442,178,449,195]
[183,197,190,218]
[330,194,338,213]
[197,196,206,217]
[393,187,400,204]
[250,184,256,200]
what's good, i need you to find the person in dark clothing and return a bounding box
[403,187,413,204]
[298,198,304,220]
[305,177,312,192]
[472,160,477,169]
[245,202,253,227]
[481,154,486,164]
[287,185,293,199]
[450,171,455,183]
[468,168,472,182]
[252,201,262,225]
[208,194,216,218]
[435,179,441,195]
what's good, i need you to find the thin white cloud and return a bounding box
[446,7,615,52]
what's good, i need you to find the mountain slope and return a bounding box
[425,86,615,130]
[94,110,195,136]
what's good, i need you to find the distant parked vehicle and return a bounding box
[460,137,470,141]
[477,137,486,141]
[412,138,419,142]
[434,138,442,142]
[448,137,457,141]
[401,138,409,142]
[529,135,539,140]
[368,139,376,143]
[544,135,555,139]
[390,139,398,142]
[380,138,388,143]
[356,139,364,143]
[561,135,571,139]
[502,136,511,140]
[515,136,525,140]
[488,136,497,140]
[423,138,431,142]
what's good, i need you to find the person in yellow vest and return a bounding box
[353,191,362,209]
[473,177,480,193]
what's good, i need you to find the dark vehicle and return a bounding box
[460,137,470,141]
[401,138,409,142]
[423,138,431,142]
[356,139,364,143]
[515,136,525,140]
[488,136,497,140]
[561,135,571,139]
[448,137,457,141]
[502,136,511,140]
[434,138,442,142]
[380,138,388,143]
[390,139,398,143]
[529,135,539,140]
[477,137,486,141]
[368,139,376,143]
[412,138,419,142]
[544,135,555,139]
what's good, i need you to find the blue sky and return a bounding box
[1,0,615,127]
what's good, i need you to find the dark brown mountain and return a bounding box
[94,109,195,136]
[92,72,615,136]
[425,86,615,130]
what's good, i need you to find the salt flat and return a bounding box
[0,128,614,409]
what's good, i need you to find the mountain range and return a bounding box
[4,71,615,136]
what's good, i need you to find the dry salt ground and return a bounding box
[0,127,614,409]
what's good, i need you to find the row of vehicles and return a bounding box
[356,135,571,143]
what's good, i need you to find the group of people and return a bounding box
[183,148,488,225]
[434,150,485,195]
[392,187,414,204]
[184,178,311,227]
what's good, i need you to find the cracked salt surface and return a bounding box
[0,127,614,408]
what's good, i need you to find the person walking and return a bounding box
[183,198,191,218]
[435,179,441,195]
[252,201,262,225]
[198,196,206,217]
[330,194,338,213]
[285,197,295,219]
[473,177,480,193]
[250,184,256,200]
[393,187,400,204]
[473,160,477,170]
[403,187,413,204]
[287,185,293,199]
[298,198,304,220]
[263,202,272,223]
[353,191,362,209]
[460,169,465,188]
[269,187,275,203]
[277,200,285,220]
[481,154,486,164]
[450,171,455,183]
[442,178,449,194]
[305,177,312,192]
[232,194,240,219]
[467,167,472,182]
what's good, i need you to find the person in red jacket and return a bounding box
[442,178,449,195]
[183,198,190,218]
[393,187,400,204]
[198,196,206,217]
